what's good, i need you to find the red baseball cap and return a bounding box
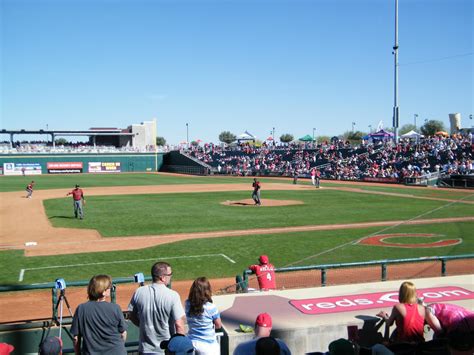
[259,255,269,264]
[255,313,272,328]
[0,343,14,355]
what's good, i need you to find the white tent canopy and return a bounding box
[401,130,423,139]
[237,131,256,141]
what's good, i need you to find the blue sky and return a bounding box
[1,0,472,144]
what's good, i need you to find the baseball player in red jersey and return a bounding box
[25,181,35,198]
[249,255,276,291]
[251,178,261,206]
[66,184,85,219]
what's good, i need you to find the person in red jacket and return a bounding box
[67,184,85,219]
[249,255,276,291]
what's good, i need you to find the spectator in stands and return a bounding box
[255,337,281,355]
[0,343,14,355]
[327,338,356,355]
[128,261,186,354]
[185,277,222,355]
[446,320,474,355]
[233,313,291,355]
[377,281,426,344]
[39,336,62,355]
[425,302,474,337]
[160,334,195,355]
[249,255,276,291]
[71,274,127,355]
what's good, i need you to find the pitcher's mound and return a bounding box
[221,199,304,207]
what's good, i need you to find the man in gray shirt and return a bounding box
[128,262,186,354]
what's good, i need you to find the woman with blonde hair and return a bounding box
[186,277,222,355]
[377,281,426,344]
[71,274,127,354]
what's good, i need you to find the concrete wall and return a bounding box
[130,119,157,150]
[215,275,474,354]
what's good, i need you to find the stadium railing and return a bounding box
[234,254,474,293]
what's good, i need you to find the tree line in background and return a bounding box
[151,120,447,146]
[211,120,447,146]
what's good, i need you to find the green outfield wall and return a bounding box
[0,152,164,175]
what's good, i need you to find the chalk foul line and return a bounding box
[18,253,236,282]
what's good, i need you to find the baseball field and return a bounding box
[1,173,473,288]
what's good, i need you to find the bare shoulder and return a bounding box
[393,303,404,315]
[417,304,426,315]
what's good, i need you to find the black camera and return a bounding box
[55,278,66,290]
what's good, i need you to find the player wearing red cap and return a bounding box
[249,255,276,291]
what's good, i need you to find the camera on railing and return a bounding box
[134,272,145,286]
[55,278,66,291]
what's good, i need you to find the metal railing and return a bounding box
[236,254,474,292]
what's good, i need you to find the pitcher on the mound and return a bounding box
[252,178,261,206]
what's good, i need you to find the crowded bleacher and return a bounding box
[187,133,473,182]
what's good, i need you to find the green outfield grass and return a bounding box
[1,221,472,285]
[1,173,473,286]
[43,189,474,237]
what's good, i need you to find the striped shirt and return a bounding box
[185,300,220,344]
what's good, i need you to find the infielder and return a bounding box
[25,181,35,198]
[67,184,85,219]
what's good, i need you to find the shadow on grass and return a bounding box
[48,216,75,219]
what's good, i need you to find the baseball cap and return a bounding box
[75,184,80,188]
[39,336,62,355]
[328,338,355,355]
[255,313,272,328]
[160,334,194,354]
[259,255,269,264]
[0,343,14,355]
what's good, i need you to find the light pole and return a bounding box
[312,128,315,142]
[414,114,418,130]
[368,125,372,133]
[352,122,356,133]
[186,123,189,146]
[392,0,400,143]
[272,127,275,141]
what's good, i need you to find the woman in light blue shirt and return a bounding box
[185,277,222,355]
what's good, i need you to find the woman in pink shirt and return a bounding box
[377,281,426,344]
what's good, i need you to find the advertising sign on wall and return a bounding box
[3,163,42,176]
[290,286,473,315]
[362,177,398,184]
[47,162,83,174]
[88,162,121,173]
